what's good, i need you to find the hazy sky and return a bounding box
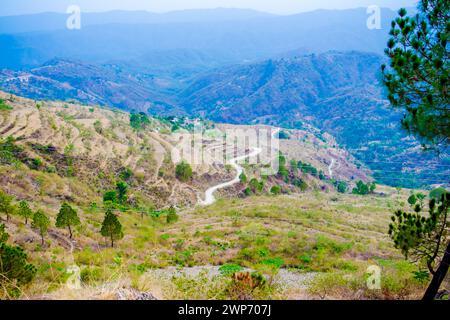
[0,0,417,16]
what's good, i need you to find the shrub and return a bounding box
[270,185,281,195]
[239,173,247,183]
[0,224,37,298]
[277,131,290,140]
[175,161,193,182]
[116,181,128,204]
[352,181,375,195]
[0,136,23,165]
[166,207,179,224]
[219,264,244,276]
[293,179,308,191]
[93,120,103,134]
[226,272,267,300]
[0,99,12,111]
[103,190,117,203]
[249,178,264,193]
[130,112,150,130]
[336,181,348,193]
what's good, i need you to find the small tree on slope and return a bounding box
[18,201,33,225]
[55,202,80,239]
[32,210,50,246]
[100,209,124,248]
[0,190,14,221]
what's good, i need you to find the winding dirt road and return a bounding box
[199,128,280,206]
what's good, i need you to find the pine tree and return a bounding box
[116,181,128,204]
[100,209,123,247]
[55,202,80,239]
[0,190,14,221]
[18,201,33,225]
[389,192,449,300]
[32,210,50,246]
[382,1,449,151]
[0,223,37,295]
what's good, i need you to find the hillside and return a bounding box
[3,50,447,190]
[0,90,367,206]
[0,92,431,300]
[181,52,450,189]
[0,58,181,112]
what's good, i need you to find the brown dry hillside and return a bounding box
[0,91,367,209]
[1,91,425,301]
[0,91,233,209]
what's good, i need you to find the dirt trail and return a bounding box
[199,147,262,206]
[198,128,280,206]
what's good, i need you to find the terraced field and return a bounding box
[0,91,429,300]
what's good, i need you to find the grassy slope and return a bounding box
[0,92,426,300]
[10,187,424,300]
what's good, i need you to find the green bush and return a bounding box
[0,224,37,297]
[219,264,244,276]
[352,181,376,195]
[336,181,348,193]
[166,208,179,224]
[130,112,150,130]
[239,173,247,183]
[103,190,117,203]
[175,161,193,182]
[270,185,282,195]
[0,99,12,111]
[0,136,23,165]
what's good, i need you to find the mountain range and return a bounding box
[0,7,399,70]
[0,7,447,189]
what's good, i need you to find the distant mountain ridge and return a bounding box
[0,7,399,70]
[0,8,275,34]
[179,51,449,188]
[0,58,180,112]
[1,51,448,188]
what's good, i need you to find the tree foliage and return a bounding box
[0,190,14,221]
[175,161,193,182]
[100,209,124,247]
[18,201,33,225]
[352,181,376,195]
[389,192,449,299]
[32,210,50,245]
[270,185,282,195]
[389,192,448,264]
[103,190,117,204]
[336,181,348,193]
[0,224,37,297]
[55,203,80,239]
[116,181,128,204]
[130,112,150,130]
[166,207,179,224]
[382,1,449,150]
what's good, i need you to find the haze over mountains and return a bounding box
[0,7,448,188]
[0,7,398,69]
